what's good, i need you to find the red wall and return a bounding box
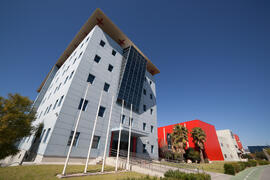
[234,134,243,150]
[158,120,224,161]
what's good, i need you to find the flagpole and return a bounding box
[101,96,114,172]
[115,99,124,171]
[62,83,90,175]
[84,90,103,173]
[126,104,133,170]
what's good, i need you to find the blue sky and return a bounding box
[0,0,269,148]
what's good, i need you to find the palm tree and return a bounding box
[191,127,206,163]
[170,124,188,160]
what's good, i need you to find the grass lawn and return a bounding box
[195,161,227,173]
[160,161,228,174]
[0,164,145,180]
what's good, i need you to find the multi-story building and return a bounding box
[216,129,243,161]
[158,120,224,161]
[14,8,160,164]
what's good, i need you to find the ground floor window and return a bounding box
[92,136,100,149]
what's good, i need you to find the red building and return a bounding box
[158,120,224,161]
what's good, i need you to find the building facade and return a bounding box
[15,9,160,164]
[157,120,224,161]
[216,129,243,161]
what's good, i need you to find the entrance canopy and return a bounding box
[111,127,148,137]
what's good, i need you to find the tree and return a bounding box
[170,124,188,160]
[184,147,200,163]
[0,93,36,160]
[191,127,206,163]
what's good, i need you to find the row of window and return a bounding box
[143,104,154,115]
[120,115,154,133]
[99,40,117,57]
[143,144,154,154]
[143,89,153,100]
[93,54,114,72]
[38,95,64,119]
[67,131,100,148]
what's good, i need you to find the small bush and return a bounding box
[163,170,211,180]
[248,159,257,167]
[257,160,270,165]
[224,163,235,175]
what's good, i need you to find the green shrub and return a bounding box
[257,160,270,165]
[184,148,200,163]
[248,159,257,167]
[224,163,235,175]
[163,170,211,180]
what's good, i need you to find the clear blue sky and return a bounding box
[0,0,269,148]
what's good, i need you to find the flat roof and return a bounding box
[37,8,160,92]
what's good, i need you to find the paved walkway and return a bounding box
[231,165,270,180]
[260,165,270,180]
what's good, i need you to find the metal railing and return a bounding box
[110,149,204,174]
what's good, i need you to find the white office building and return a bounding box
[216,129,242,161]
[9,9,160,165]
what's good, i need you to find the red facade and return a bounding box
[234,134,243,150]
[158,120,224,161]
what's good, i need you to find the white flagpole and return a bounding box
[84,90,103,173]
[126,104,133,170]
[115,99,124,171]
[101,96,114,172]
[62,83,90,175]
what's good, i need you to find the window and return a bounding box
[40,129,46,141]
[67,131,80,146]
[73,57,77,64]
[94,55,101,63]
[58,95,64,107]
[78,98,88,111]
[99,40,105,47]
[87,73,95,84]
[69,71,74,79]
[150,81,152,85]
[86,37,89,42]
[98,106,106,117]
[64,76,69,84]
[143,105,146,111]
[43,128,51,143]
[224,154,227,158]
[151,145,154,153]
[150,108,153,115]
[47,104,52,114]
[143,89,146,95]
[58,83,62,91]
[44,107,48,116]
[167,133,172,149]
[121,115,125,124]
[143,144,146,153]
[80,43,84,49]
[38,111,43,119]
[79,52,83,58]
[221,143,223,147]
[144,77,147,82]
[91,136,100,149]
[103,83,110,92]
[108,64,113,72]
[129,118,133,126]
[143,123,146,131]
[53,99,58,110]
[150,94,153,99]
[112,50,116,56]
[151,125,154,133]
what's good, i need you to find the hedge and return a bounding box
[163,170,211,180]
[224,159,269,175]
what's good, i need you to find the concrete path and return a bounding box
[231,165,270,180]
[260,165,270,180]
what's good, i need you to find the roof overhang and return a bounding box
[37,8,160,92]
[111,126,149,137]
